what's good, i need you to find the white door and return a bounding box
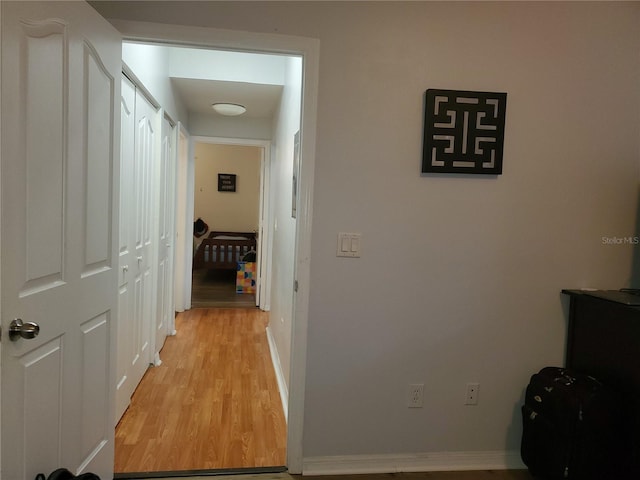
[115,81,157,421]
[133,90,157,374]
[115,75,137,421]
[1,2,121,479]
[154,116,176,363]
[173,126,191,313]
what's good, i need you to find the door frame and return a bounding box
[110,20,319,473]
[174,123,191,314]
[189,136,272,311]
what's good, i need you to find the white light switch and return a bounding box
[341,236,350,252]
[337,233,361,258]
[350,237,360,253]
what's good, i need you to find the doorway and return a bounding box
[191,141,265,309]
[113,38,305,476]
[104,15,319,475]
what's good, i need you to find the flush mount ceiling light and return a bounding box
[211,103,247,116]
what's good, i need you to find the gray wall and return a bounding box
[95,0,640,463]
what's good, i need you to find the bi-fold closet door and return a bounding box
[116,74,176,423]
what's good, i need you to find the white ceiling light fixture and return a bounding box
[211,102,247,116]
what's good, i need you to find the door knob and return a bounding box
[9,319,40,341]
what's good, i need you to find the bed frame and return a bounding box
[193,231,257,271]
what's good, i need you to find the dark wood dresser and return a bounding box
[562,289,640,476]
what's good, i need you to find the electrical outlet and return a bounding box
[465,382,480,405]
[407,383,424,408]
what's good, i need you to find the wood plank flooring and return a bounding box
[114,308,286,473]
[191,269,256,308]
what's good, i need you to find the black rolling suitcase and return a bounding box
[521,367,624,479]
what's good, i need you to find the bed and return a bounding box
[193,231,257,271]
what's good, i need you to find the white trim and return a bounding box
[111,19,318,57]
[257,146,268,310]
[111,21,319,474]
[149,104,163,370]
[122,62,161,111]
[266,326,288,422]
[173,122,191,314]
[288,35,320,476]
[303,451,526,476]
[192,135,271,148]
[0,2,4,475]
[185,135,195,310]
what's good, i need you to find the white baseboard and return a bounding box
[265,326,288,422]
[303,450,526,476]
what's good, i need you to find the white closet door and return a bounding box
[115,78,158,422]
[116,75,136,422]
[154,116,177,362]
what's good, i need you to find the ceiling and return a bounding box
[170,78,284,120]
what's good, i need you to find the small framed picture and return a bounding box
[218,173,236,192]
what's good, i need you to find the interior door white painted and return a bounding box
[115,75,137,422]
[154,116,176,363]
[131,88,157,390]
[257,148,268,308]
[116,79,160,420]
[1,2,121,479]
[173,126,190,313]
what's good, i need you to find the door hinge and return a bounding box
[294,280,299,292]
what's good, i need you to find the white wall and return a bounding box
[122,42,188,123]
[168,47,286,85]
[96,0,640,467]
[268,56,302,394]
[188,112,273,140]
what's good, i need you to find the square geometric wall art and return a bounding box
[422,89,507,175]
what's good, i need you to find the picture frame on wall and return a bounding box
[422,89,507,175]
[218,173,237,192]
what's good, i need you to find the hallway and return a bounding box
[114,308,286,473]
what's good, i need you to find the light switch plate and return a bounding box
[337,233,361,258]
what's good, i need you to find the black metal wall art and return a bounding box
[422,89,507,175]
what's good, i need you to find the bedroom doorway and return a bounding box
[191,140,269,309]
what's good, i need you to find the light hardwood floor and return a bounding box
[114,308,286,473]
